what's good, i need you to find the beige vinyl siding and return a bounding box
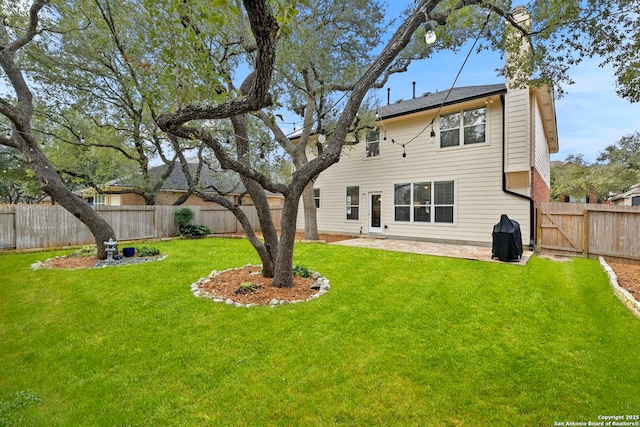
[533,99,551,188]
[298,98,531,245]
[504,88,530,173]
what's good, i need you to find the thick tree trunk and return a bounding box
[271,194,301,288]
[19,138,116,259]
[301,182,320,240]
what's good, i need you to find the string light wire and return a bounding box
[379,1,498,156]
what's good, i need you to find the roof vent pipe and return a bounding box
[387,88,390,105]
[412,82,416,99]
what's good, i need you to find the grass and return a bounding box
[1,237,640,426]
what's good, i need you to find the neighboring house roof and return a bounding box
[107,162,245,195]
[610,183,640,202]
[377,84,507,120]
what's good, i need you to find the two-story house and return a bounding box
[297,8,558,249]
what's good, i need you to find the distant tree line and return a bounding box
[551,132,640,203]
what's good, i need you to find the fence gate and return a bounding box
[537,202,640,261]
[537,204,584,257]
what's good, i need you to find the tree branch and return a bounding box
[7,0,49,53]
[157,0,278,131]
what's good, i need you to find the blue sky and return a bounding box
[374,2,640,164]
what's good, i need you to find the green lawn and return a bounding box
[1,238,639,426]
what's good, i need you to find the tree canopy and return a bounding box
[551,133,640,202]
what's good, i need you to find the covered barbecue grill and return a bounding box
[491,214,523,261]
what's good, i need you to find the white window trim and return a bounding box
[346,185,360,221]
[438,106,488,149]
[94,193,106,206]
[393,180,456,224]
[364,129,381,159]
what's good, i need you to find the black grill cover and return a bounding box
[491,214,523,261]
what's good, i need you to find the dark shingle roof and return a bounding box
[378,84,507,120]
[108,162,245,195]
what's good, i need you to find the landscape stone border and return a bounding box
[30,254,167,270]
[599,257,640,320]
[190,264,331,308]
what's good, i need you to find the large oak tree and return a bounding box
[0,0,116,259]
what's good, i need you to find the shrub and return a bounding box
[137,246,160,257]
[292,265,312,278]
[174,208,211,238]
[174,208,195,228]
[178,224,211,238]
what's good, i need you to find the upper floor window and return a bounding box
[314,188,320,209]
[440,107,486,148]
[365,129,380,157]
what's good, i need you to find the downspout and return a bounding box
[500,94,535,251]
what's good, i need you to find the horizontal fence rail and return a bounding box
[537,203,640,262]
[0,205,282,251]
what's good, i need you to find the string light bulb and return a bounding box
[318,128,326,144]
[424,21,436,45]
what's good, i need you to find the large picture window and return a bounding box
[365,129,380,157]
[394,181,454,223]
[440,107,486,148]
[346,186,360,220]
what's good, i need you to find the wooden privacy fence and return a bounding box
[0,205,283,251]
[537,202,640,261]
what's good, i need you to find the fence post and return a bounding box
[536,207,542,253]
[582,209,589,258]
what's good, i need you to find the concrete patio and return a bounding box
[330,237,532,265]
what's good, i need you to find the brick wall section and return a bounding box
[531,168,550,206]
[120,193,146,205]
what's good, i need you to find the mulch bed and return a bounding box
[194,265,319,305]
